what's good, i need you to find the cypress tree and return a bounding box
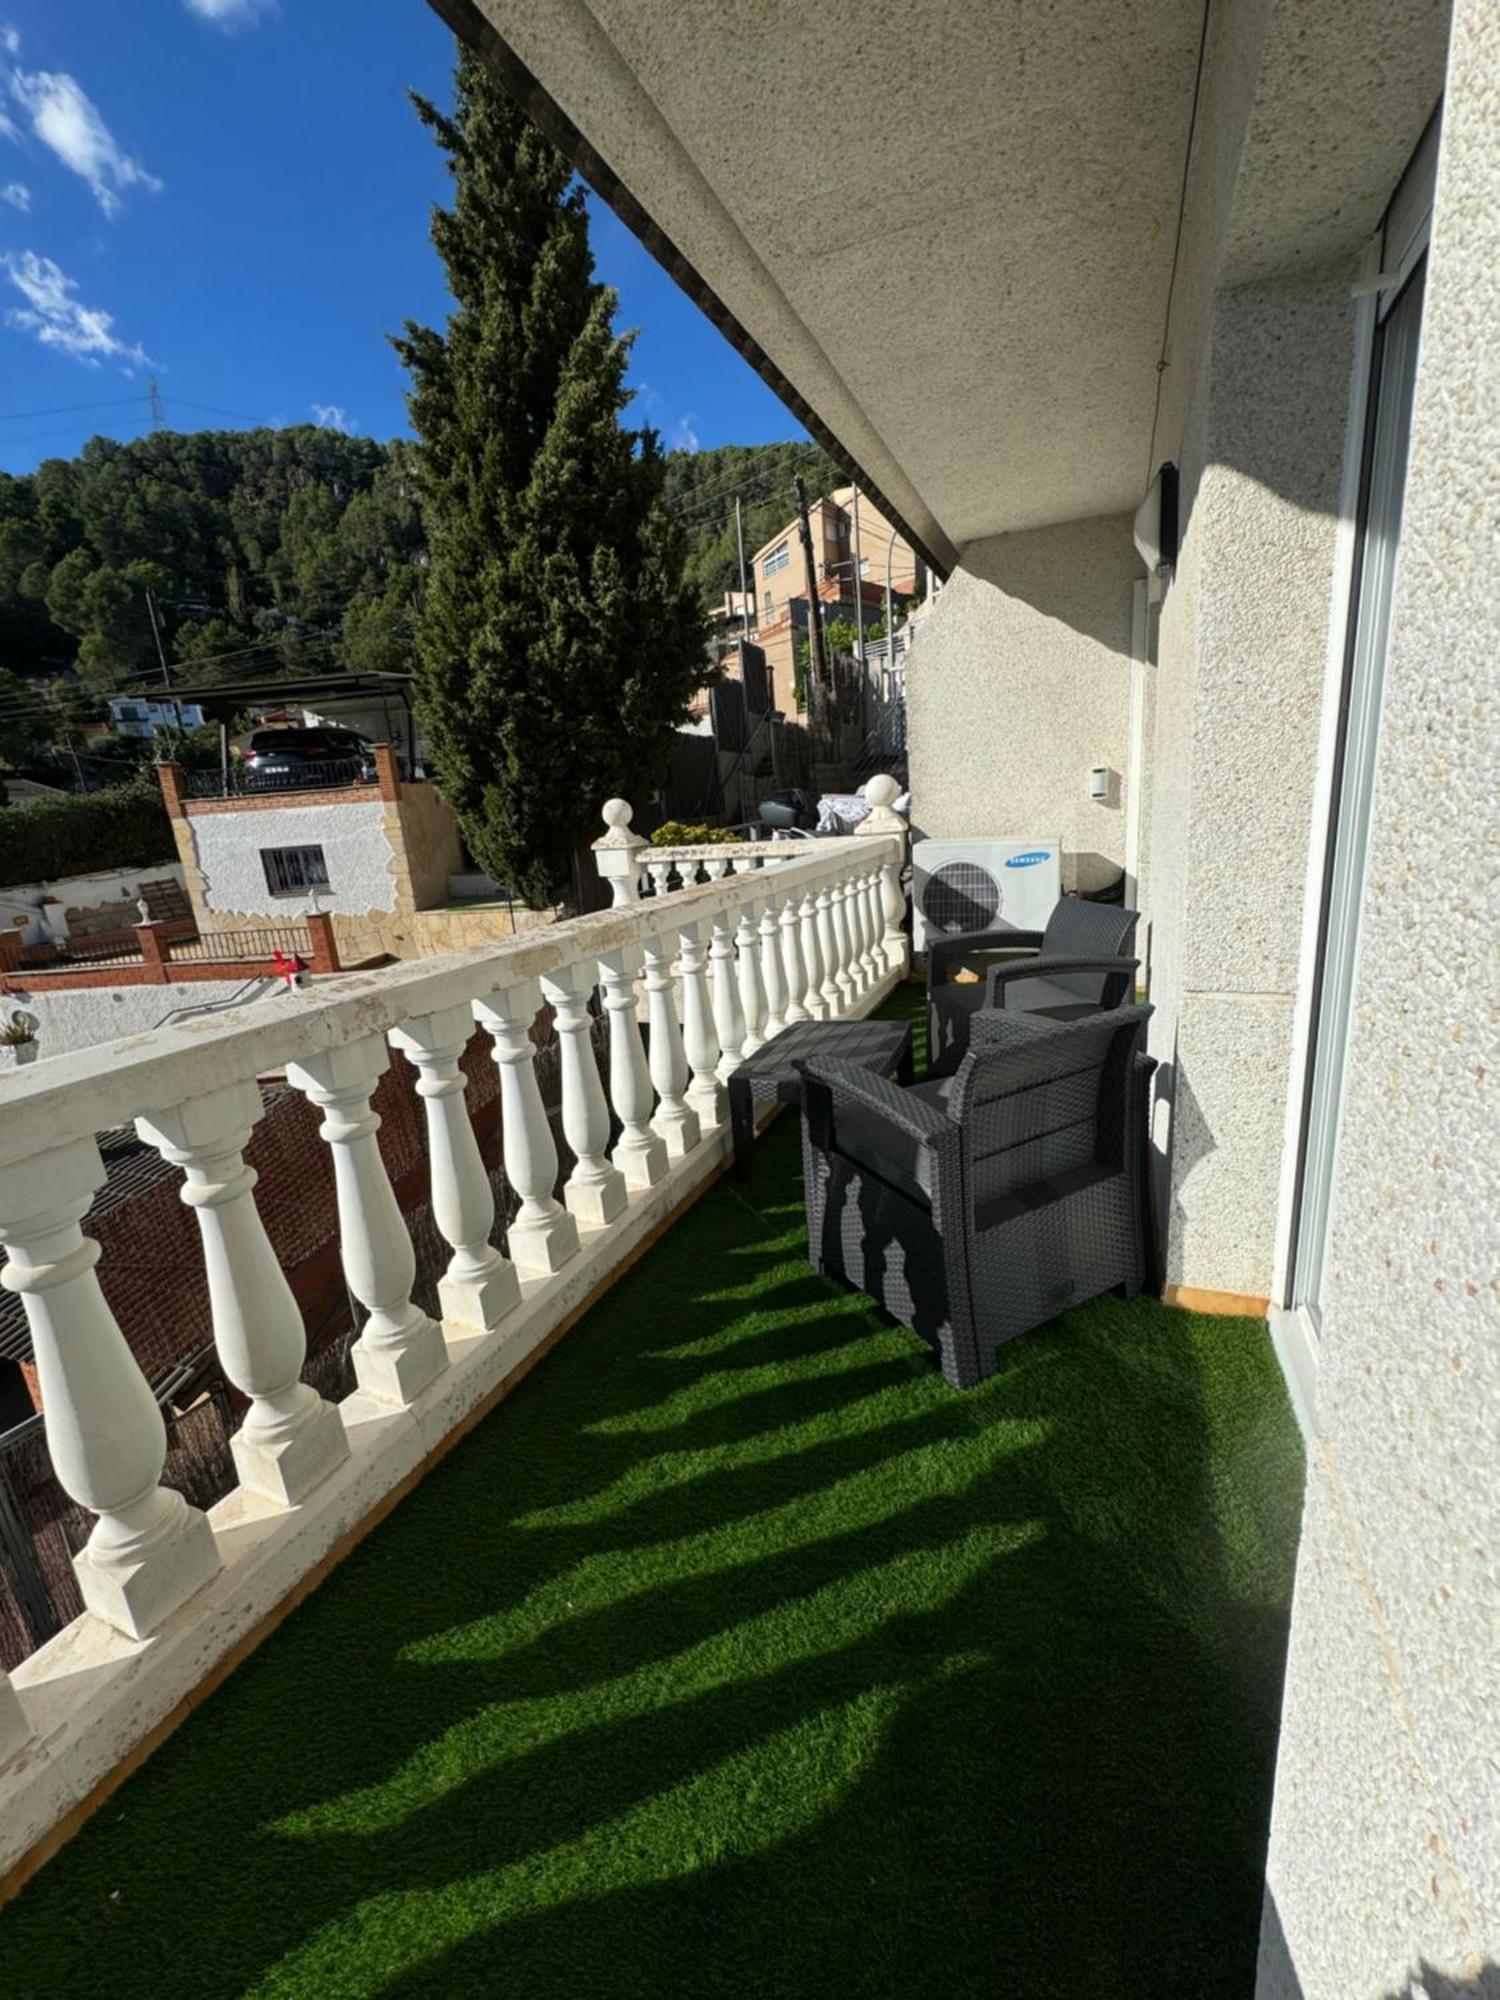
[395,48,707,909]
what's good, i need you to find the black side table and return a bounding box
[728,1017,915,1177]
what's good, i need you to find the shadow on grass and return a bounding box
[0,1031,1302,2000]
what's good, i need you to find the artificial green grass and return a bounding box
[0,987,1303,1999]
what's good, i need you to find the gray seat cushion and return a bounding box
[832,1076,954,1206]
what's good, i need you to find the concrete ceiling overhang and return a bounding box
[435,0,1211,568]
[431,0,1449,567]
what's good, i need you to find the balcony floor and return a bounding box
[0,990,1303,1999]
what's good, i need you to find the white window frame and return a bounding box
[762,540,790,578]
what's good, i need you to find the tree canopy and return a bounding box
[0,426,424,701]
[395,48,706,908]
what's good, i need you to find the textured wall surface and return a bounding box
[906,513,1136,893]
[1145,279,1357,1298]
[1259,2,1500,1989]
[190,801,395,917]
[21,977,281,1059]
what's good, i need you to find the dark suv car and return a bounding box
[240,726,372,792]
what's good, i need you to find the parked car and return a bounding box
[241,727,372,791]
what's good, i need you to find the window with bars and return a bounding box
[762,540,790,577]
[261,845,329,896]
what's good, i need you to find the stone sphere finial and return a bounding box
[602,798,633,830]
[864,774,899,810]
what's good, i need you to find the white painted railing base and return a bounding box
[0,965,903,1889]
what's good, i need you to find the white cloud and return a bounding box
[671,412,701,452]
[7,67,161,217]
[0,26,18,58]
[0,179,27,209]
[310,403,355,432]
[1,250,154,370]
[183,0,277,27]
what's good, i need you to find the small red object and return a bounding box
[272,949,306,990]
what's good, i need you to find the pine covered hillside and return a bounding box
[662,440,846,609]
[0,431,844,708]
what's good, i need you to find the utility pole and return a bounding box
[144,587,182,733]
[792,475,828,713]
[734,494,753,642]
[849,485,866,665]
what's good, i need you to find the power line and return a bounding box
[0,397,143,423]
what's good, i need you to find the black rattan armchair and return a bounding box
[799,1005,1154,1389]
[926,896,1139,1078]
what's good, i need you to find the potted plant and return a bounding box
[0,1012,39,1069]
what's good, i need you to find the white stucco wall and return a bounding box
[1145,277,1358,1297]
[8,978,282,1061]
[0,863,187,943]
[906,512,1137,893]
[1258,5,1500,1990]
[189,802,395,919]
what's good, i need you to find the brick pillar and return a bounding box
[155,761,186,819]
[0,928,22,973]
[134,921,170,980]
[371,743,402,803]
[304,912,340,973]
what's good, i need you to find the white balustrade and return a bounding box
[736,902,768,1055]
[857,773,913,976]
[473,981,581,1274]
[829,874,858,1012]
[0,1139,221,1639]
[388,1007,521,1334]
[642,930,700,1157]
[0,1671,28,1769]
[759,899,789,1037]
[709,906,748,1078]
[598,946,667,1188]
[136,1082,349,1505]
[677,918,726,1127]
[799,886,827,1022]
[859,861,884,990]
[541,964,628,1228]
[287,1037,449,1406]
[814,881,842,1017]
[779,889,811,1025]
[0,783,908,1720]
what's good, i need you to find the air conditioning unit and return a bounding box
[911,838,1062,952]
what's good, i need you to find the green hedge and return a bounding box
[0,779,176,890]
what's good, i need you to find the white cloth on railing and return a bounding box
[816,788,913,835]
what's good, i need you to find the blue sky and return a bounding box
[0,0,804,476]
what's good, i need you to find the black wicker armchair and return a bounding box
[926,896,1139,1078]
[799,1005,1154,1389]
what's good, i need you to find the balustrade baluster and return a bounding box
[541,964,628,1227]
[779,888,810,1024]
[815,879,842,1016]
[860,863,885,989]
[599,946,667,1188]
[137,1083,349,1504]
[642,930,701,1157]
[736,901,768,1054]
[709,906,747,1078]
[646,860,672,902]
[830,871,858,1011]
[472,981,581,1274]
[759,898,788,1039]
[799,886,827,1021]
[0,1139,221,1639]
[388,1007,521,1333]
[287,1037,449,1404]
[678,918,726,1125]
